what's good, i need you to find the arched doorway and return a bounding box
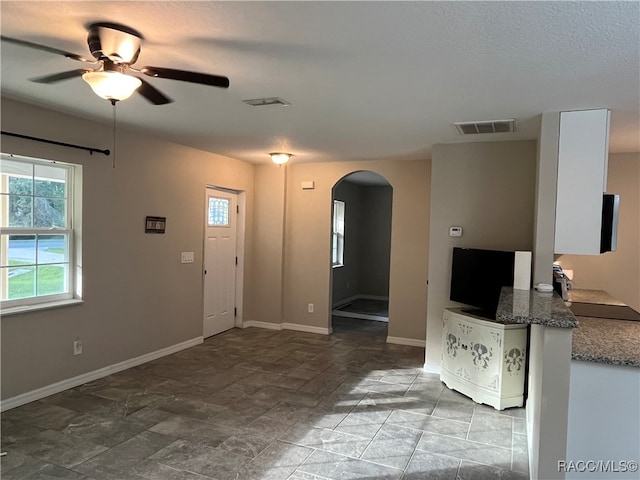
[329,171,393,334]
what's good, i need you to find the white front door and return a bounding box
[203,188,237,338]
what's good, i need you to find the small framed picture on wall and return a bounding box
[145,216,166,234]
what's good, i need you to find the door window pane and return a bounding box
[208,197,230,226]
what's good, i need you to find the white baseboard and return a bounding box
[242,320,282,330]
[387,336,425,348]
[423,363,442,375]
[282,323,330,335]
[243,320,330,335]
[1,336,203,412]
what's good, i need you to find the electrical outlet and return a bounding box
[73,340,83,355]
[307,303,314,313]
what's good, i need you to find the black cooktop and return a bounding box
[569,302,640,322]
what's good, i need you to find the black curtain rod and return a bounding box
[1,130,110,156]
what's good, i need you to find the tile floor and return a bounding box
[1,318,529,480]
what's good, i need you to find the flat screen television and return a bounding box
[450,247,515,319]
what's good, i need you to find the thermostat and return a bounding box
[449,226,463,237]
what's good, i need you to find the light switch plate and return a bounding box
[181,252,195,264]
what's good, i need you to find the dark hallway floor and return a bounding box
[333,298,389,322]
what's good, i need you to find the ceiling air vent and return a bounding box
[243,97,290,107]
[454,119,516,135]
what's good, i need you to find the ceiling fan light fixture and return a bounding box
[269,152,292,165]
[82,70,142,101]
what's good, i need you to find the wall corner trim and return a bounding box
[0,336,203,412]
[387,336,426,348]
[423,363,442,375]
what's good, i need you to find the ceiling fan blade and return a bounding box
[137,78,173,105]
[30,69,88,84]
[1,35,90,62]
[142,66,229,88]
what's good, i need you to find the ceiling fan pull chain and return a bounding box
[111,99,117,169]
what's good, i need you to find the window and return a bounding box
[208,196,230,226]
[332,199,345,267]
[1,154,80,309]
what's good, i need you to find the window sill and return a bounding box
[1,298,84,317]
[332,264,344,269]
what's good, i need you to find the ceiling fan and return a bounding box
[1,22,230,105]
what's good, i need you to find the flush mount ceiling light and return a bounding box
[82,70,142,102]
[269,152,293,165]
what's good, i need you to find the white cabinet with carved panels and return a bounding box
[441,308,528,410]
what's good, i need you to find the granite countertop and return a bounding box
[496,286,578,328]
[496,287,640,367]
[572,316,640,367]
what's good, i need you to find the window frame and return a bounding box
[1,154,79,310]
[332,199,345,268]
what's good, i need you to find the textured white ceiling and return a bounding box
[1,1,638,164]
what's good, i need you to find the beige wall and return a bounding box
[245,164,286,325]
[1,99,431,400]
[1,97,255,399]
[425,141,537,368]
[279,160,430,340]
[555,152,640,311]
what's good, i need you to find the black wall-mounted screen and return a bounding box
[600,194,620,253]
[450,247,515,319]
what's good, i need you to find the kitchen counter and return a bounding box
[497,287,640,367]
[496,286,578,328]
[571,315,640,367]
[568,289,640,367]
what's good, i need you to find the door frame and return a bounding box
[203,185,246,330]
[328,171,393,334]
